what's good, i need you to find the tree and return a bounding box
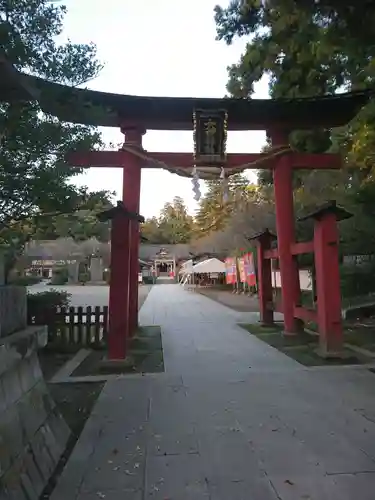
[214,0,375,261]
[259,1,375,46]
[0,0,102,232]
[140,197,195,244]
[214,1,375,163]
[32,189,115,242]
[141,217,165,244]
[157,197,194,244]
[193,180,275,255]
[195,173,254,235]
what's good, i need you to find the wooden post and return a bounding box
[267,129,301,334]
[248,230,275,326]
[299,201,352,357]
[121,127,145,335]
[97,202,144,360]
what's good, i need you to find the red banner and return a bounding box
[243,252,256,286]
[225,257,237,284]
[238,257,246,283]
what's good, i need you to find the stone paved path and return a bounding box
[52,285,375,499]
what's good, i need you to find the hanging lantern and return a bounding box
[193,109,228,166]
[192,109,228,201]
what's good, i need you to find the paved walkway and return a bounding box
[52,285,375,500]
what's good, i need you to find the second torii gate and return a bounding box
[68,126,341,360]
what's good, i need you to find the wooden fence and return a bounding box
[28,305,109,349]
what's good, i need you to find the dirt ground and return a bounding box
[197,288,260,312]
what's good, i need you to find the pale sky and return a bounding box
[60,0,269,218]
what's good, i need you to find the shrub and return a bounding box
[143,276,154,284]
[340,261,375,299]
[50,267,68,285]
[10,275,42,286]
[78,272,90,283]
[27,289,71,317]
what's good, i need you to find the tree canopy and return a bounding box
[141,197,194,244]
[214,1,375,161]
[0,0,103,231]
[211,0,375,260]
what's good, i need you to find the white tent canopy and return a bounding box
[179,259,194,274]
[192,258,225,274]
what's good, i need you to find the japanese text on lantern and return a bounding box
[194,109,227,165]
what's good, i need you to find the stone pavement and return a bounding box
[51,285,375,499]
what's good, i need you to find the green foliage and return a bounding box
[340,261,375,299]
[212,0,375,299]
[195,173,254,235]
[141,196,194,244]
[214,0,375,165]
[10,275,42,286]
[27,289,71,315]
[142,276,154,285]
[79,271,90,283]
[32,190,115,242]
[50,267,68,285]
[0,0,104,272]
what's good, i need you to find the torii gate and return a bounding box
[15,77,368,361]
[0,60,372,360]
[67,125,342,359]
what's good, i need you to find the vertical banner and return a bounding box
[244,252,256,286]
[238,257,246,283]
[225,257,237,284]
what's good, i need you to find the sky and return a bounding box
[60,0,269,218]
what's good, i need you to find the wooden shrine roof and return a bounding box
[0,59,373,130]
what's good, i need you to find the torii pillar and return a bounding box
[268,129,303,334]
[247,230,276,326]
[121,126,145,334]
[97,201,144,359]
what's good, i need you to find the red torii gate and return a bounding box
[67,129,342,359]
[0,59,372,360]
[20,79,366,361]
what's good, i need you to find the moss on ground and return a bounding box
[239,323,370,366]
[72,325,164,376]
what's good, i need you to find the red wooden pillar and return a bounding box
[108,211,129,359]
[121,126,145,335]
[249,230,275,325]
[98,202,144,359]
[269,129,301,334]
[309,202,352,355]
